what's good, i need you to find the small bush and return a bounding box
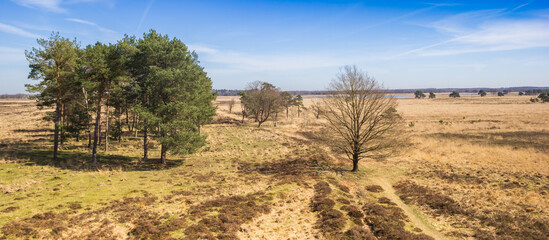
[314,181,332,196]
[311,196,335,212]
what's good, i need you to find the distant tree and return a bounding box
[228,99,236,113]
[237,91,247,123]
[518,91,524,96]
[538,93,549,103]
[294,94,304,117]
[414,90,426,99]
[497,92,505,97]
[311,102,323,119]
[280,91,293,118]
[428,92,436,99]
[240,81,282,127]
[503,90,509,95]
[478,90,487,97]
[449,91,460,98]
[322,66,401,172]
[25,32,79,162]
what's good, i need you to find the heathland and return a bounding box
[0,93,548,239]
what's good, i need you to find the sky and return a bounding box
[1,0,549,93]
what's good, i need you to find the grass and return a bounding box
[0,94,548,239]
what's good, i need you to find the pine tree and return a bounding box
[131,30,215,164]
[25,32,79,162]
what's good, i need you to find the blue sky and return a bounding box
[1,0,548,93]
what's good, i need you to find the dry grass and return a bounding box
[0,94,548,239]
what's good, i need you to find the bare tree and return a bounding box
[311,102,323,119]
[322,66,401,172]
[228,99,236,113]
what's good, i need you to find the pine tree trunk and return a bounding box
[88,128,92,148]
[160,144,167,165]
[198,123,201,135]
[92,88,104,165]
[53,96,60,162]
[60,102,64,148]
[125,101,131,132]
[143,123,148,161]
[286,107,289,118]
[134,117,138,137]
[105,101,109,152]
[118,115,122,143]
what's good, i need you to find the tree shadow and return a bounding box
[0,141,185,172]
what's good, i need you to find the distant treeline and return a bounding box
[0,94,32,99]
[214,87,549,96]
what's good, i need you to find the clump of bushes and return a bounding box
[314,181,332,195]
[365,185,383,193]
[393,181,464,216]
[362,202,434,240]
[185,192,272,239]
[318,209,347,233]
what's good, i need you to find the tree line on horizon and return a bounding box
[25,30,216,165]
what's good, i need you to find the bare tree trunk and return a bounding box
[274,112,278,127]
[92,88,104,165]
[286,107,289,118]
[352,153,359,172]
[197,123,201,135]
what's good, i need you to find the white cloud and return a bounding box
[0,22,41,38]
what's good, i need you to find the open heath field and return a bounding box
[0,94,548,240]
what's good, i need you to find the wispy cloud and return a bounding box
[65,18,116,33]
[66,18,95,26]
[396,2,549,57]
[11,0,65,13]
[0,22,41,38]
[136,0,155,34]
[0,46,26,64]
[11,0,115,13]
[187,44,218,54]
[198,49,344,73]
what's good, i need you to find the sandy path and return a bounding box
[374,177,447,240]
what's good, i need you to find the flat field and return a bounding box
[0,94,547,239]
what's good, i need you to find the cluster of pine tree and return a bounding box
[25,30,216,165]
